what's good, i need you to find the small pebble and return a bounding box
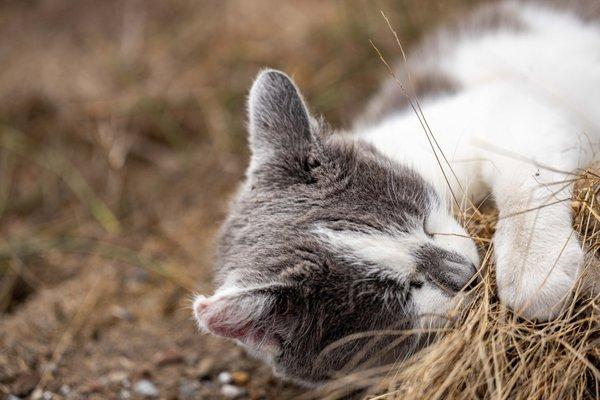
[133,380,159,398]
[107,371,129,383]
[217,371,233,384]
[59,385,71,396]
[220,384,247,399]
[231,371,250,385]
[30,389,43,400]
[119,389,132,400]
[111,306,135,322]
[154,348,184,367]
[40,363,57,374]
[193,357,216,379]
[178,379,201,399]
[7,395,22,400]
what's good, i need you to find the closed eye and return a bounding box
[410,280,424,289]
[423,218,434,239]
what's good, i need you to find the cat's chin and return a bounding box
[413,284,471,329]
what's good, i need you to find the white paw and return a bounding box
[495,235,582,321]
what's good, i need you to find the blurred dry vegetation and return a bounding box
[0,0,486,398]
[3,1,599,399]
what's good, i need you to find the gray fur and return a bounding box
[203,70,474,386]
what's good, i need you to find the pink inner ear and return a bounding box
[193,294,276,348]
[207,316,256,341]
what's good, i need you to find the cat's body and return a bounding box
[361,1,599,202]
[194,1,600,386]
[360,0,600,321]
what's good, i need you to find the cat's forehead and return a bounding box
[215,133,441,289]
[248,137,436,227]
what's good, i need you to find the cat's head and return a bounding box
[193,70,479,386]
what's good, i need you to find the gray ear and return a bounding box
[247,69,313,165]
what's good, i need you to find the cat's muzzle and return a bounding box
[414,244,479,294]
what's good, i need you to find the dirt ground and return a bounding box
[0,0,490,399]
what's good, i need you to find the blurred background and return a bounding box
[0,1,482,398]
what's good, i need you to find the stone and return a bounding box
[133,380,159,398]
[193,357,216,379]
[217,371,233,384]
[220,384,247,399]
[178,379,201,399]
[154,348,184,367]
[107,371,129,383]
[231,371,250,385]
[111,306,135,322]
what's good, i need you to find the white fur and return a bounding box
[358,2,600,320]
[315,220,479,282]
[413,285,465,330]
[316,222,479,325]
[315,226,423,280]
[425,204,479,267]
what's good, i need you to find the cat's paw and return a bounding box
[495,234,582,321]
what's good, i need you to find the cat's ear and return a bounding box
[193,287,293,351]
[247,69,314,166]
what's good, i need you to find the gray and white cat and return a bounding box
[193,1,600,386]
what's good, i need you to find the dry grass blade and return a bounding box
[0,236,196,291]
[368,40,461,213]
[0,126,121,234]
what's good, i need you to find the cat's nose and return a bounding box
[414,244,478,293]
[437,259,478,293]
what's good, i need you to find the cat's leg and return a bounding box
[491,162,583,321]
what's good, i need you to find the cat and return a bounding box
[193,0,600,386]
